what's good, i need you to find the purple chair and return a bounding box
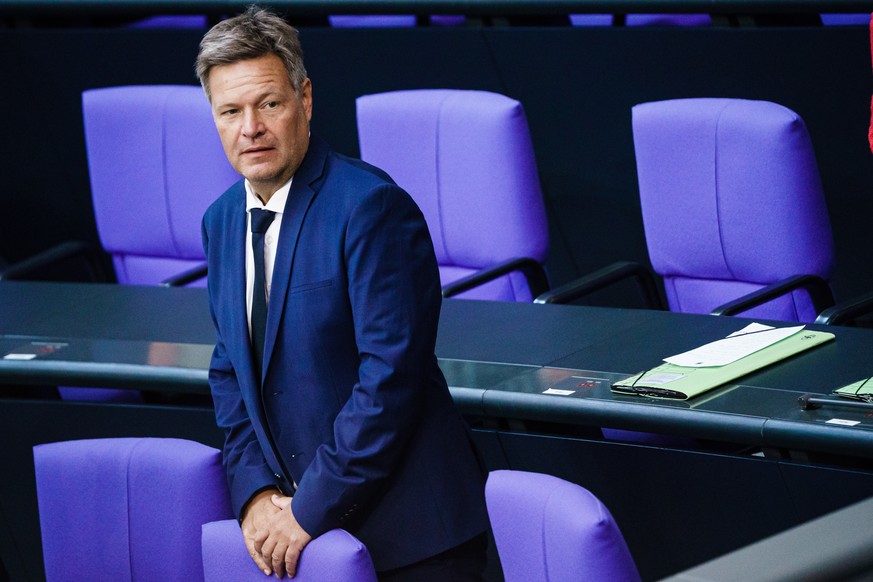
[356,89,549,302]
[50,86,240,402]
[82,85,240,287]
[328,15,465,27]
[820,13,870,25]
[539,98,835,323]
[33,437,234,582]
[633,98,834,322]
[569,14,711,26]
[568,14,615,26]
[328,15,417,27]
[486,470,641,582]
[127,15,209,28]
[202,520,377,581]
[626,13,711,26]
[0,85,237,288]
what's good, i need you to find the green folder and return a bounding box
[612,329,835,400]
[834,377,873,403]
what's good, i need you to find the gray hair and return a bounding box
[195,6,307,101]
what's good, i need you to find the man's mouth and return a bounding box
[242,146,273,155]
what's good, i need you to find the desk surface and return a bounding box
[3,280,873,458]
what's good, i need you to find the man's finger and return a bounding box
[272,543,288,579]
[251,528,269,558]
[285,544,302,579]
[245,537,272,576]
[260,535,279,570]
[271,494,292,510]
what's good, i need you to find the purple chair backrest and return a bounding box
[34,437,233,582]
[570,14,711,26]
[328,15,465,26]
[127,15,208,28]
[820,13,870,25]
[632,98,834,322]
[202,520,377,581]
[356,89,548,302]
[82,85,240,286]
[626,13,711,25]
[328,15,417,27]
[486,470,641,582]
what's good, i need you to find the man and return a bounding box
[195,7,490,580]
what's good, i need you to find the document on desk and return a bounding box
[612,323,835,400]
[664,323,804,367]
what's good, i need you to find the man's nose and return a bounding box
[242,110,264,138]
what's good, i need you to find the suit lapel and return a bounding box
[225,185,259,386]
[261,136,329,379]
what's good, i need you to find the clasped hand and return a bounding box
[241,489,313,578]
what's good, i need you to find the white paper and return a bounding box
[543,388,576,396]
[726,322,774,337]
[663,323,804,368]
[826,418,861,427]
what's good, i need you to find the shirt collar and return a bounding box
[245,177,292,214]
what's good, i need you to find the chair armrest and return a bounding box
[814,291,873,326]
[161,263,208,287]
[0,241,108,282]
[533,261,663,309]
[441,257,549,299]
[710,274,834,317]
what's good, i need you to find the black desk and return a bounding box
[6,282,873,453]
[3,281,873,581]
[439,299,873,453]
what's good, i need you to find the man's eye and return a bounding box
[265,101,278,109]
[222,109,238,116]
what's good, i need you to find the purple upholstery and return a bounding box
[328,15,417,27]
[53,385,144,402]
[569,14,615,26]
[329,15,465,26]
[202,520,377,582]
[632,98,834,322]
[429,15,467,26]
[82,85,240,287]
[34,437,233,582]
[626,13,711,26]
[127,15,209,28]
[570,14,711,26]
[820,13,870,25]
[356,89,548,301]
[486,470,641,582]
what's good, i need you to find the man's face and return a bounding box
[209,54,312,201]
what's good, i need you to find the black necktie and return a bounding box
[250,208,276,375]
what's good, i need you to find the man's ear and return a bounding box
[301,78,313,121]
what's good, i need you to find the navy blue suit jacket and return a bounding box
[201,135,489,570]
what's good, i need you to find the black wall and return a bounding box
[2,23,871,302]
